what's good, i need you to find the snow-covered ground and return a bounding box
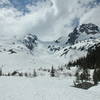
[0,23,100,100]
[0,76,100,100]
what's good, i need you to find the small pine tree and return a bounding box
[75,71,80,83]
[50,66,55,77]
[93,69,98,85]
[33,69,37,77]
[80,69,90,82]
[8,72,11,76]
[0,68,2,76]
[66,64,71,70]
[24,72,28,77]
[75,67,81,83]
[74,67,90,84]
[19,72,23,77]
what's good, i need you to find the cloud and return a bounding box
[0,0,100,41]
[80,4,100,26]
[0,0,10,5]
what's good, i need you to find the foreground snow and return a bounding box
[0,76,100,100]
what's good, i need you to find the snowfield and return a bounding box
[0,76,100,100]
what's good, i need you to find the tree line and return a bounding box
[67,43,100,85]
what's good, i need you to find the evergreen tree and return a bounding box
[74,67,90,84]
[19,72,23,77]
[0,68,2,76]
[24,72,28,77]
[33,69,37,77]
[75,71,80,83]
[50,66,55,77]
[74,66,80,83]
[80,68,90,82]
[93,68,98,85]
[93,68,100,85]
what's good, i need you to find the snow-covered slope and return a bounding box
[0,35,67,71]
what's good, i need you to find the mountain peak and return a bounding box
[67,23,100,45]
[23,34,38,50]
[79,23,100,34]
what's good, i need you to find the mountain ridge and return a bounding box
[0,23,100,69]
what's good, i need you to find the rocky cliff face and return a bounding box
[67,23,100,45]
[23,34,38,50]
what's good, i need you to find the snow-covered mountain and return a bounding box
[67,23,100,45]
[0,23,100,71]
[59,23,100,57]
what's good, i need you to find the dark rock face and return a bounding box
[48,45,60,52]
[67,27,79,45]
[79,23,100,34]
[23,34,38,50]
[67,23,100,45]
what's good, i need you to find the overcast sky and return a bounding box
[0,0,100,41]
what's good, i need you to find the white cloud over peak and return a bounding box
[0,0,100,41]
[80,4,100,26]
